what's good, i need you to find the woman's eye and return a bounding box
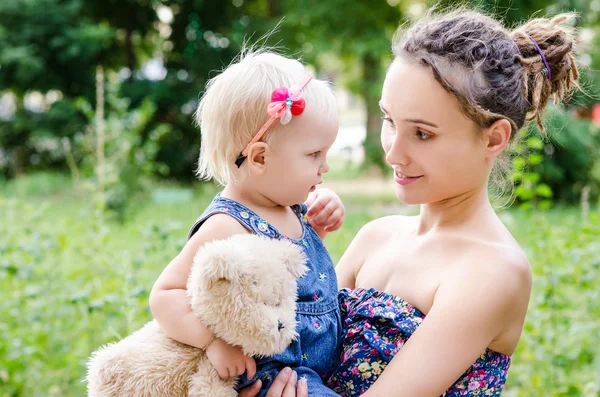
[381,116,395,128]
[416,130,432,140]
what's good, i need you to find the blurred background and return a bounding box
[1,0,599,396]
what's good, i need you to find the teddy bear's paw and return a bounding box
[188,377,238,397]
[188,386,237,397]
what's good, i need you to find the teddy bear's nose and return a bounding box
[277,320,284,331]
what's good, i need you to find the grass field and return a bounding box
[0,172,598,396]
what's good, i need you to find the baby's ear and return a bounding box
[246,142,270,174]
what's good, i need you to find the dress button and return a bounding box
[258,222,268,232]
[240,211,250,219]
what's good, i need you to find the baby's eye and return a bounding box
[310,151,320,158]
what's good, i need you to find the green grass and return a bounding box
[0,173,599,396]
[0,171,73,198]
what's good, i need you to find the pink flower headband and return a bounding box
[235,75,313,167]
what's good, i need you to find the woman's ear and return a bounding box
[246,142,270,175]
[484,119,512,159]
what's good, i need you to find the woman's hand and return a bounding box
[238,367,308,397]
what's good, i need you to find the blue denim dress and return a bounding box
[188,193,341,396]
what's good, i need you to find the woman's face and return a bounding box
[380,58,492,205]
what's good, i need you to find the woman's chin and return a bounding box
[394,188,423,206]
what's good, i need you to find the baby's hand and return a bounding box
[305,188,345,237]
[206,338,256,380]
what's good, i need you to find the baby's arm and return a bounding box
[149,214,256,379]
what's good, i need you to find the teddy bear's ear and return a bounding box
[282,243,309,278]
[203,254,238,283]
[190,243,240,290]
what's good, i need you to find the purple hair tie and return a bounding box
[527,34,552,80]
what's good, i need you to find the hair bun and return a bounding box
[511,13,579,131]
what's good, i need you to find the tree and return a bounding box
[282,0,406,171]
[0,0,115,175]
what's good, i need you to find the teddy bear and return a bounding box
[86,233,308,397]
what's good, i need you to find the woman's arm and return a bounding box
[363,253,531,397]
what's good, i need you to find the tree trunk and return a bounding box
[12,146,27,177]
[95,65,106,222]
[125,13,135,82]
[11,96,28,177]
[266,0,281,16]
[361,53,386,173]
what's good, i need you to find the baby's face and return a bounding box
[263,106,339,206]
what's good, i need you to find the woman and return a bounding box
[242,8,579,396]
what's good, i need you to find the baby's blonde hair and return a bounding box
[195,49,337,186]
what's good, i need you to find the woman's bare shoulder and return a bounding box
[361,214,417,239]
[451,234,532,302]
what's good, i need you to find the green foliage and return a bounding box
[74,71,165,222]
[0,0,111,177]
[0,0,598,197]
[0,0,113,95]
[0,171,71,197]
[512,130,555,210]
[0,195,192,395]
[0,0,249,180]
[503,207,600,396]
[512,107,600,206]
[542,108,600,203]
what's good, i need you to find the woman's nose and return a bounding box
[384,134,410,166]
